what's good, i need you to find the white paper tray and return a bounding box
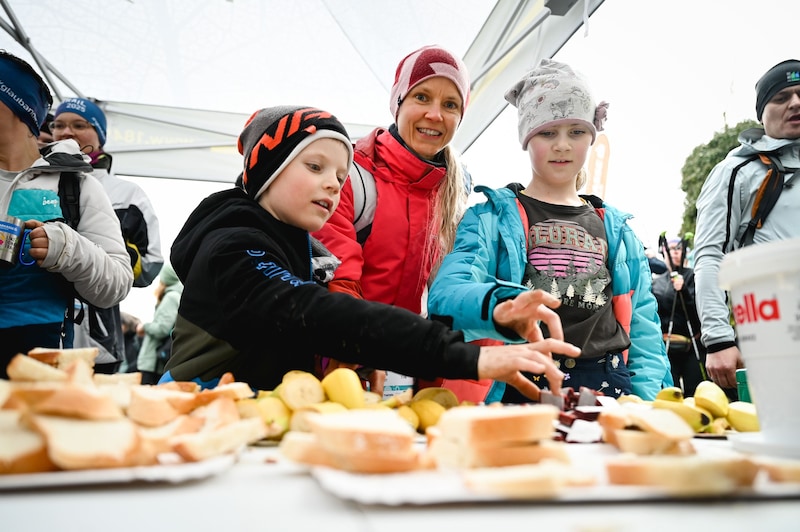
[311,442,800,506]
[0,452,237,491]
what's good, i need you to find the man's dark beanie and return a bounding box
[755,59,800,121]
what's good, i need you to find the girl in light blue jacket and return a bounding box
[428,60,671,402]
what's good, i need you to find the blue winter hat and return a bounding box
[0,50,53,137]
[55,97,107,146]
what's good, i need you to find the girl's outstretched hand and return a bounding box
[476,339,580,401]
[492,289,563,342]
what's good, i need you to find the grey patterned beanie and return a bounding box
[505,59,608,149]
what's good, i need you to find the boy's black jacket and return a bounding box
[167,187,479,391]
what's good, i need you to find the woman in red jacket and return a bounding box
[313,45,471,395]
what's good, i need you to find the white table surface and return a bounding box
[2,442,799,532]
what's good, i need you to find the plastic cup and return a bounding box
[719,237,800,449]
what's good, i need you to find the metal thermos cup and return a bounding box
[0,215,27,267]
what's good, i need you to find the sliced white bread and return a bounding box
[307,409,417,457]
[28,414,142,470]
[171,417,267,462]
[278,431,336,468]
[429,436,570,469]
[755,457,800,483]
[6,354,68,383]
[435,404,558,446]
[605,454,759,495]
[55,347,99,370]
[0,410,57,474]
[93,372,143,386]
[136,415,205,455]
[189,396,241,432]
[31,385,124,421]
[195,382,255,406]
[127,386,198,427]
[463,461,597,499]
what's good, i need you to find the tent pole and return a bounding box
[0,0,84,100]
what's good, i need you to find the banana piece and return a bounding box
[363,391,382,405]
[278,372,325,410]
[694,381,729,418]
[409,399,446,433]
[289,401,348,432]
[703,416,731,435]
[655,386,684,402]
[380,388,413,408]
[411,387,459,409]
[321,368,366,409]
[726,401,760,432]
[617,394,647,405]
[396,404,420,431]
[235,398,261,419]
[256,396,292,439]
[652,399,711,432]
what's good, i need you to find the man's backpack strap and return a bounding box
[727,152,798,249]
[350,161,376,244]
[57,171,81,229]
[58,171,83,323]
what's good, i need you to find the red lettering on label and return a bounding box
[732,293,781,324]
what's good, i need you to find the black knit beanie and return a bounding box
[237,105,353,200]
[755,59,800,121]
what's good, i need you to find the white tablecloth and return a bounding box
[2,443,799,532]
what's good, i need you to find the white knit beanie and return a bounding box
[504,59,608,149]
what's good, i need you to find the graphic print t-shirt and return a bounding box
[517,193,630,358]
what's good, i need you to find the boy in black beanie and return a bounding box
[162,105,579,395]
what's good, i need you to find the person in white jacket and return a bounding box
[0,51,133,378]
[694,59,800,394]
[52,97,163,371]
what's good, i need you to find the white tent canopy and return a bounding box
[2,0,604,182]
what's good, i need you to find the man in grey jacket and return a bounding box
[694,59,800,393]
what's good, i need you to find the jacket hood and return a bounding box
[732,128,800,165]
[35,139,94,174]
[171,187,284,282]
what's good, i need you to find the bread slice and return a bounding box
[307,409,417,457]
[26,347,99,370]
[55,347,99,370]
[127,386,198,427]
[279,431,336,468]
[612,429,695,456]
[326,447,421,474]
[429,436,570,469]
[195,382,255,406]
[605,454,759,494]
[0,378,9,409]
[25,348,60,367]
[189,396,240,432]
[463,461,597,499]
[435,404,558,446]
[93,372,143,386]
[28,414,142,470]
[0,410,57,474]
[756,457,800,483]
[137,415,205,455]
[4,381,65,411]
[31,385,124,421]
[599,407,695,455]
[6,354,68,383]
[171,417,267,462]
